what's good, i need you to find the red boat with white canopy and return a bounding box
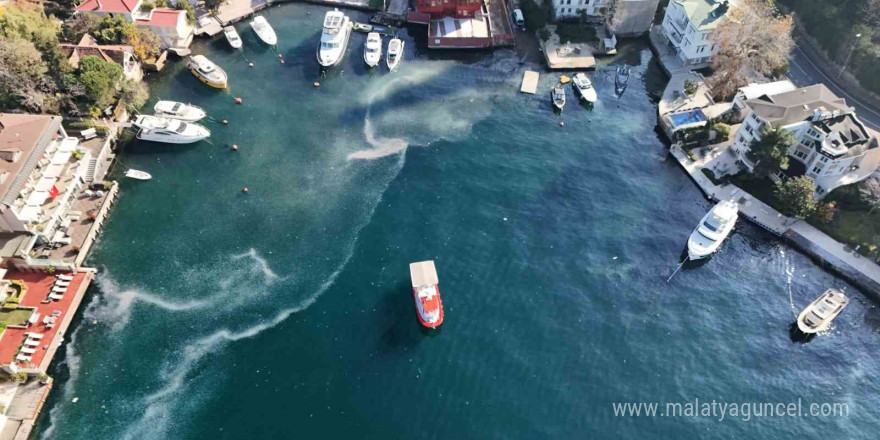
[410,260,444,328]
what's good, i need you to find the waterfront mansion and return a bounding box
[659,0,730,68]
[731,84,880,198]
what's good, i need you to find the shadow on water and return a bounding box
[376,280,431,353]
[789,322,817,344]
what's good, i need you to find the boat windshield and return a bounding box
[367,47,378,53]
[322,41,340,49]
[174,122,189,134]
[171,102,182,112]
[702,219,721,232]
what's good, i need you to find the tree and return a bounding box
[683,79,699,97]
[139,1,156,11]
[0,36,50,111]
[773,176,818,219]
[706,0,794,99]
[118,79,149,110]
[815,201,836,224]
[78,55,123,108]
[713,122,731,141]
[94,15,131,45]
[203,0,228,13]
[124,26,161,61]
[746,126,795,178]
[62,14,102,43]
[175,1,197,25]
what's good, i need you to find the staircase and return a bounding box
[85,157,98,183]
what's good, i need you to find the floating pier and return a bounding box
[521,71,539,94]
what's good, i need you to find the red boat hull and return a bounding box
[412,287,444,328]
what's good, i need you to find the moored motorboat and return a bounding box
[797,289,848,334]
[317,9,352,67]
[249,16,277,46]
[132,115,210,144]
[386,37,403,71]
[572,72,597,103]
[687,200,738,260]
[364,32,382,68]
[551,87,566,111]
[153,101,206,122]
[410,260,444,328]
[187,55,228,89]
[224,26,242,49]
[125,169,152,180]
[615,65,630,96]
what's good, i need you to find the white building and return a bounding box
[552,0,611,19]
[732,80,796,116]
[732,84,880,198]
[660,0,730,68]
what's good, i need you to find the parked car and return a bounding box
[513,9,525,28]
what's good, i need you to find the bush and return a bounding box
[139,1,156,11]
[701,168,723,185]
[175,1,197,25]
[520,0,547,31]
[555,23,597,44]
[683,79,699,97]
[773,176,818,219]
[538,27,551,42]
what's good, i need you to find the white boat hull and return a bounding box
[125,169,152,180]
[317,17,352,67]
[686,201,738,260]
[136,131,208,144]
[386,39,403,71]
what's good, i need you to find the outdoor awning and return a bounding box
[35,177,58,192]
[51,151,72,165]
[17,206,41,222]
[26,191,50,206]
[43,164,65,178]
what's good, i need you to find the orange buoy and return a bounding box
[231,144,238,151]
[313,82,320,87]
[235,97,242,104]
[222,119,228,125]
[242,187,248,193]
[248,62,254,67]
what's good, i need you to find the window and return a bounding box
[738,135,745,144]
[794,150,808,160]
[745,124,754,134]
[697,45,706,53]
[800,139,811,147]
[812,166,822,174]
[819,156,829,163]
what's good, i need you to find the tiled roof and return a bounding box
[134,8,183,27]
[60,34,135,68]
[75,0,140,13]
[745,84,848,127]
[0,114,62,207]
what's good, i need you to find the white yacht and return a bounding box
[224,26,242,49]
[317,9,352,67]
[125,169,152,180]
[551,87,566,111]
[249,16,277,46]
[386,37,403,71]
[153,101,206,122]
[364,32,382,68]
[571,72,597,103]
[133,115,210,144]
[797,289,849,334]
[687,200,738,260]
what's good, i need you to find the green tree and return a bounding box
[203,0,228,13]
[683,79,699,97]
[0,36,50,111]
[520,0,547,31]
[139,1,156,11]
[78,55,123,108]
[125,27,161,61]
[94,15,130,45]
[62,14,102,43]
[175,1,197,25]
[118,79,149,110]
[747,126,795,178]
[773,176,819,219]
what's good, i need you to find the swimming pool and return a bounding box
[668,109,708,128]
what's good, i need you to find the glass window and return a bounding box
[812,166,821,174]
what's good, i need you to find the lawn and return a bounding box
[0,308,34,327]
[810,208,880,259]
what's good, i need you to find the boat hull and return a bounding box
[412,287,444,328]
[136,131,209,144]
[386,40,403,71]
[188,67,227,89]
[317,22,352,67]
[797,289,848,334]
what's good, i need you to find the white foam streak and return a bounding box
[231,248,280,282]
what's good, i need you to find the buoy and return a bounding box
[222,119,228,125]
[72,397,79,403]
[235,97,242,104]
[558,121,564,127]
[231,144,238,151]
[313,82,320,88]
[280,59,285,64]
[278,54,283,59]
[242,187,248,193]
[248,62,254,68]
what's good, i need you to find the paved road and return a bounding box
[788,45,880,131]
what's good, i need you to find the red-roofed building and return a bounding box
[0,271,93,376]
[73,1,193,51]
[61,34,142,81]
[133,8,193,51]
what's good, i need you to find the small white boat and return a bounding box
[687,200,738,260]
[364,32,382,68]
[153,101,206,122]
[249,16,277,46]
[132,115,210,144]
[551,87,566,111]
[572,72,597,103]
[797,289,848,334]
[386,37,403,71]
[317,9,352,67]
[224,26,242,49]
[125,169,152,180]
[615,65,630,96]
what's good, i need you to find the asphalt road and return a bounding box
[788,45,880,131]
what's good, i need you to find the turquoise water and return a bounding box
[36,5,880,439]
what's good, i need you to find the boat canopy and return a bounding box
[410,260,438,287]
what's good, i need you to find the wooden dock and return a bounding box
[521,71,539,94]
